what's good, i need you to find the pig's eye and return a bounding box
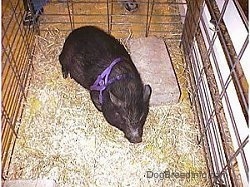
[115,111,126,122]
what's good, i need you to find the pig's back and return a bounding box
[59,26,133,88]
[62,26,129,65]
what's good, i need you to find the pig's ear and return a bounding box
[143,85,152,103]
[109,91,124,107]
[90,91,102,111]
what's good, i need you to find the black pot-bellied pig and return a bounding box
[59,26,152,143]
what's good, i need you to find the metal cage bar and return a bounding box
[1,0,37,179]
[39,0,185,41]
[182,0,249,186]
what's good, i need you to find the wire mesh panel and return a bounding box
[39,0,186,40]
[182,0,249,186]
[1,0,38,179]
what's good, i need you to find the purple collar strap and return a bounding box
[90,57,125,104]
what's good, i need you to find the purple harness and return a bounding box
[90,57,126,104]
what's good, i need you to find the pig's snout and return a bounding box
[127,135,142,144]
[124,128,143,144]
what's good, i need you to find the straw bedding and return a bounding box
[6,29,209,186]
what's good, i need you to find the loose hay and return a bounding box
[6,29,210,186]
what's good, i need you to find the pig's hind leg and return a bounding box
[61,66,69,79]
[59,53,69,79]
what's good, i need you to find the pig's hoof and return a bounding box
[62,71,68,79]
